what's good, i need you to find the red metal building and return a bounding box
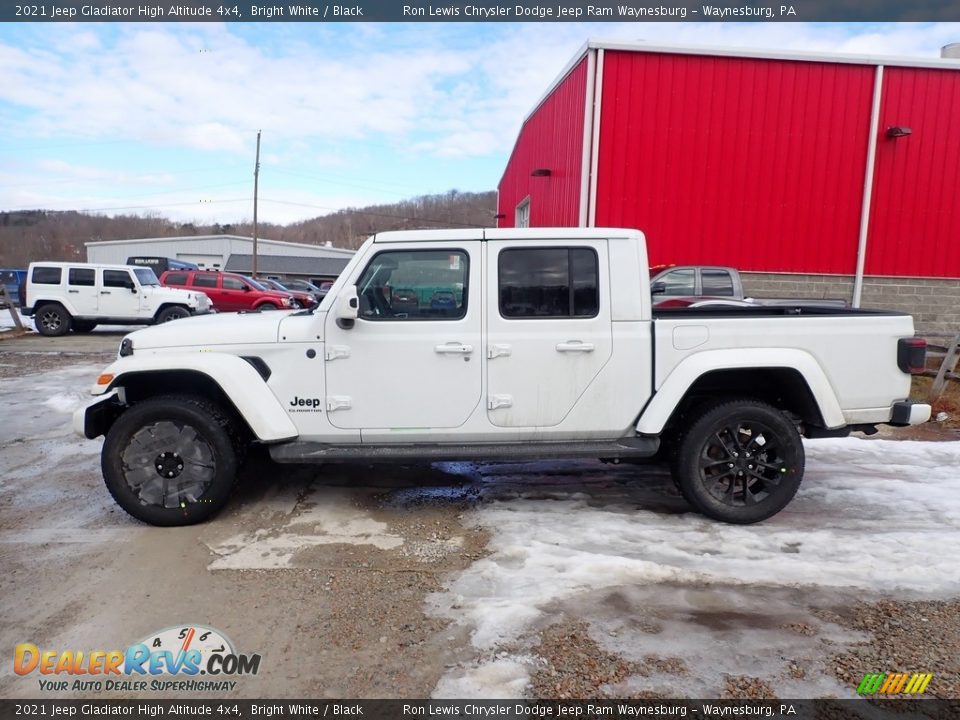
[498,41,960,310]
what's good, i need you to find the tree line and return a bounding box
[0,189,497,267]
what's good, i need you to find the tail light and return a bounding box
[897,337,927,374]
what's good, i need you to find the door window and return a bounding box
[164,272,188,286]
[655,268,695,296]
[355,250,468,321]
[68,268,95,286]
[701,269,735,296]
[222,276,246,291]
[191,274,218,288]
[498,247,598,318]
[103,270,133,288]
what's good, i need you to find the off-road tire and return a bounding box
[156,305,191,323]
[672,398,805,524]
[35,303,71,337]
[101,395,243,526]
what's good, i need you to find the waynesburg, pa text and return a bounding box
[400,4,797,18]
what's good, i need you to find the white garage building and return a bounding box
[85,234,355,283]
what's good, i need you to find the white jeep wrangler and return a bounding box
[23,262,210,336]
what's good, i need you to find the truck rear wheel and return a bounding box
[101,395,240,526]
[672,399,804,524]
[36,303,71,336]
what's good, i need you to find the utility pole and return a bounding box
[252,130,261,279]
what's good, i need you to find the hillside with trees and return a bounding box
[0,190,497,266]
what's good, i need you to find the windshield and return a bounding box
[247,278,269,291]
[133,268,160,286]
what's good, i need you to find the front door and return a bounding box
[99,269,139,318]
[323,243,482,435]
[486,240,613,428]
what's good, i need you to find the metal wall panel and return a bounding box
[594,51,876,273]
[497,58,587,228]
[867,67,960,278]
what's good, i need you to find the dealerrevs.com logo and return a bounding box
[14,624,261,693]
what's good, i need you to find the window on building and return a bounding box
[499,247,599,318]
[68,268,95,287]
[191,274,218,288]
[31,267,62,285]
[355,249,468,321]
[103,270,133,288]
[515,198,531,228]
[701,269,735,296]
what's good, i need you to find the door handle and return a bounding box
[68,289,79,293]
[556,341,595,352]
[434,343,473,354]
[100,291,111,295]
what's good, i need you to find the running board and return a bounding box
[268,437,660,464]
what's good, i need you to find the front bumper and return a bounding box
[73,389,123,439]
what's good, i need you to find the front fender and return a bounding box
[89,353,298,442]
[635,348,846,434]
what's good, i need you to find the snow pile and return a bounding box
[432,438,960,696]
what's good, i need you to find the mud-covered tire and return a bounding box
[156,306,190,323]
[101,395,241,526]
[672,399,804,524]
[36,303,71,336]
[71,320,98,333]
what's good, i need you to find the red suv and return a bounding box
[160,270,294,312]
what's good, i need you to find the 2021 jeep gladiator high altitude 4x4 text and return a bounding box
[74,229,931,526]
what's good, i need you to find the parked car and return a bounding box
[391,288,419,314]
[429,290,457,312]
[277,278,326,302]
[160,270,294,312]
[651,265,849,307]
[22,262,210,336]
[254,278,317,309]
[1,269,26,305]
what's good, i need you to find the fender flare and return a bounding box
[90,353,298,442]
[635,348,846,434]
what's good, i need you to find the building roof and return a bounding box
[223,254,352,276]
[85,234,356,257]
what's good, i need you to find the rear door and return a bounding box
[66,267,98,315]
[486,240,612,428]
[99,269,139,318]
[189,273,222,310]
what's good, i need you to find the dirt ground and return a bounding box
[1,331,958,701]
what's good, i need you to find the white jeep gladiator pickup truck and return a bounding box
[74,228,931,526]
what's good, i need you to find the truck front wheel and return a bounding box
[672,399,804,524]
[101,395,240,526]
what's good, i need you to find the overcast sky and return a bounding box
[1,21,958,225]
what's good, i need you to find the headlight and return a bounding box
[119,338,134,357]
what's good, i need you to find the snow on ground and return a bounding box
[431,439,960,697]
[0,307,35,332]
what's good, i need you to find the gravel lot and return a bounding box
[1,329,958,702]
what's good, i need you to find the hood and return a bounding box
[128,310,289,350]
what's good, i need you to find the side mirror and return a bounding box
[651,281,666,295]
[242,285,251,292]
[336,285,359,329]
